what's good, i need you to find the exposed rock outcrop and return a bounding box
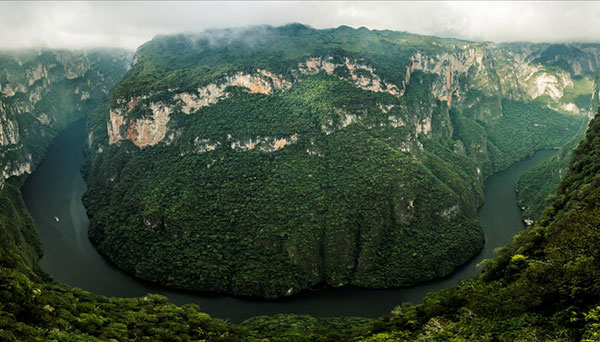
[298,57,402,96]
[174,70,293,115]
[406,47,500,107]
[0,49,133,180]
[230,134,299,152]
[105,43,593,153]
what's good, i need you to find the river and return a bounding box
[21,119,556,323]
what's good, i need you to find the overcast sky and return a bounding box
[1,1,600,50]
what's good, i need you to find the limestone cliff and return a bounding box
[0,49,133,180]
[0,49,132,279]
[101,41,595,157]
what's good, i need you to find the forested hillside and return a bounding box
[339,109,600,341]
[82,25,587,298]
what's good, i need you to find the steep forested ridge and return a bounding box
[84,25,586,297]
[250,110,600,341]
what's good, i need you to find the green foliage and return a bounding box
[84,26,584,298]
[345,111,600,341]
[0,266,251,341]
[517,118,588,220]
[0,180,43,279]
[487,99,583,171]
[242,314,371,341]
[85,72,488,297]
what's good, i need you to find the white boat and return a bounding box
[54,216,60,222]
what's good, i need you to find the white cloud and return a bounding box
[0,1,599,50]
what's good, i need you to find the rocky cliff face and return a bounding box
[0,49,133,182]
[107,69,293,147]
[493,44,600,115]
[102,41,595,155]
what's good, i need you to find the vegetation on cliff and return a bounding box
[337,110,600,341]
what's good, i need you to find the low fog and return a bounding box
[1,1,600,50]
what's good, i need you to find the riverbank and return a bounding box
[21,120,557,323]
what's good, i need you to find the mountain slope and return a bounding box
[83,25,585,298]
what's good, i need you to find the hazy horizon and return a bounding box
[1,1,600,51]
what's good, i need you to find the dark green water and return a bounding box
[21,120,557,323]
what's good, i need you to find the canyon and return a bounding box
[2,24,600,341]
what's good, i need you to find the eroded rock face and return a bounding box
[173,70,293,115]
[0,83,26,97]
[0,49,133,181]
[2,155,32,179]
[173,89,223,115]
[298,57,402,96]
[230,134,299,152]
[405,44,593,117]
[415,118,432,136]
[108,56,425,149]
[109,101,174,149]
[55,52,90,80]
[563,103,578,113]
[192,138,220,153]
[0,115,19,146]
[590,81,600,120]
[407,47,499,106]
[495,49,576,103]
[105,45,592,152]
[532,72,573,99]
[109,69,295,148]
[127,103,172,147]
[26,64,47,86]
